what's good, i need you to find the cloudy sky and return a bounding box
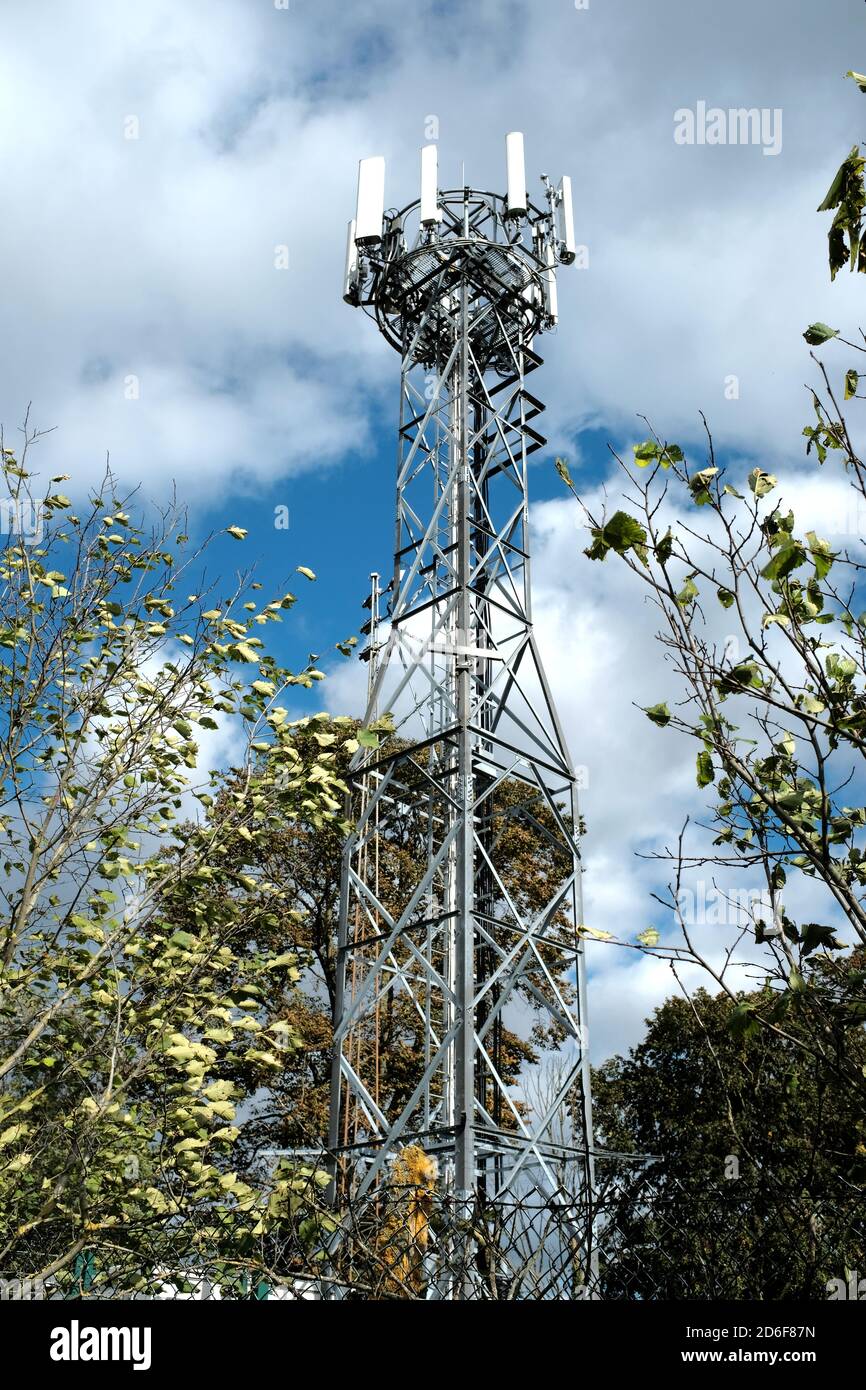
[2,0,865,1060]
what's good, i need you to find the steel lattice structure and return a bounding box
[329,143,594,1286]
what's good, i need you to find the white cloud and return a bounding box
[2,0,864,497]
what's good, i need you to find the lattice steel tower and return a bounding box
[329,136,594,1289]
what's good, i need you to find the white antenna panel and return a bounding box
[560,175,576,262]
[343,219,359,302]
[544,242,558,324]
[355,156,385,245]
[420,144,441,226]
[505,131,527,215]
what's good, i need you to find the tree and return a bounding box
[553,72,866,1107]
[0,423,347,1290]
[592,983,866,1298]
[186,722,582,1174]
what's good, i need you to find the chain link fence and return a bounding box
[2,1158,863,1301]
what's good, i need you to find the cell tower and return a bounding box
[329,135,595,1295]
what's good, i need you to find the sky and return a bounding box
[1,0,866,1062]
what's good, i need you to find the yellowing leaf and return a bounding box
[577,925,615,942]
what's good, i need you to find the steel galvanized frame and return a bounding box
[330,185,595,1275]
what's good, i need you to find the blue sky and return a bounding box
[2,0,866,1058]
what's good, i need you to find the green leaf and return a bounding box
[826,653,857,681]
[555,457,573,487]
[748,467,777,497]
[717,587,735,609]
[633,440,683,470]
[845,368,859,399]
[677,575,698,607]
[728,1001,761,1041]
[231,642,260,663]
[802,322,839,345]
[637,927,660,947]
[761,541,805,582]
[798,693,826,715]
[696,750,715,788]
[654,528,674,564]
[804,530,835,580]
[204,1027,233,1043]
[264,952,298,970]
[244,1049,283,1070]
[688,466,718,505]
[204,1081,235,1101]
[633,440,661,467]
[644,702,671,727]
[585,511,648,564]
[800,922,843,955]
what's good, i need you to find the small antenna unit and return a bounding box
[342,218,359,303]
[559,175,576,263]
[355,155,386,245]
[420,143,441,226]
[505,131,527,216]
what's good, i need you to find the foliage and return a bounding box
[553,63,866,1112]
[559,401,866,1099]
[185,723,581,1170]
[816,72,866,279]
[0,424,346,1282]
[593,985,866,1298]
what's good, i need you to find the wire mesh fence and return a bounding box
[592,1161,866,1301]
[2,1157,863,1301]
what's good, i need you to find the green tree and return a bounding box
[592,983,866,1298]
[185,722,580,1173]
[554,71,866,1104]
[0,425,346,1290]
